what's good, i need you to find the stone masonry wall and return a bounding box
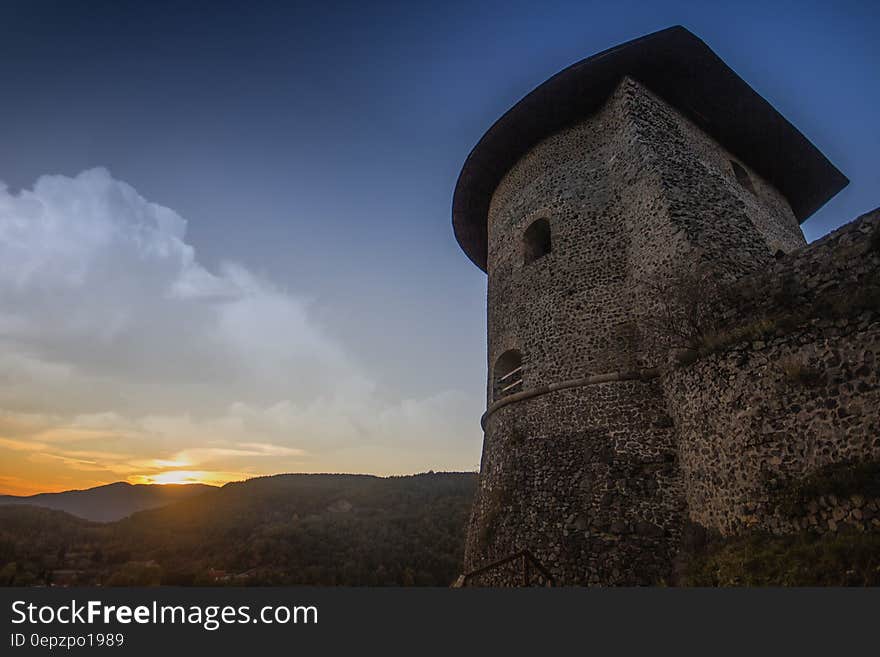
[467,379,683,586]
[663,209,880,536]
[466,77,809,585]
[485,77,802,387]
[624,80,805,365]
[486,77,648,385]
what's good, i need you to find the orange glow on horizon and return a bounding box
[127,470,247,487]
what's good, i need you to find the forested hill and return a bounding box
[0,482,214,522]
[0,472,477,586]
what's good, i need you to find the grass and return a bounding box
[698,318,778,354]
[683,528,880,586]
[673,270,880,368]
[662,244,880,370]
[682,461,880,586]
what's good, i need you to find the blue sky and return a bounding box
[0,0,876,493]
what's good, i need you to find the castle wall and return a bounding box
[486,77,651,384]
[485,77,802,387]
[468,77,806,584]
[622,80,806,363]
[663,210,880,536]
[468,380,683,585]
[629,80,805,261]
[473,79,683,584]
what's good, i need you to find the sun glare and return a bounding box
[128,470,246,487]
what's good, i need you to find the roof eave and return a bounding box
[452,25,849,273]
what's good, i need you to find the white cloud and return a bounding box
[0,168,480,485]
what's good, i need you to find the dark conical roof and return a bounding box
[452,26,848,272]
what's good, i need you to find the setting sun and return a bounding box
[128,471,243,487]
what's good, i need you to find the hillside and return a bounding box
[0,472,477,586]
[0,481,215,522]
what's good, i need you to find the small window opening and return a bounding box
[493,350,523,400]
[730,160,756,194]
[523,218,552,265]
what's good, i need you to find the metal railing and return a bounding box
[457,550,555,587]
[496,365,523,396]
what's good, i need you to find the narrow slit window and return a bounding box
[523,218,552,265]
[730,160,756,195]
[494,350,523,400]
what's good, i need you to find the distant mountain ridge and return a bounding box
[0,481,215,522]
[0,472,477,586]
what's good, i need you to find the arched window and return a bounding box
[523,218,552,265]
[730,160,756,194]
[493,350,523,400]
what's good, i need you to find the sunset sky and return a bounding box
[1,1,877,495]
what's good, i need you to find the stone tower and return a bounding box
[453,27,848,585]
